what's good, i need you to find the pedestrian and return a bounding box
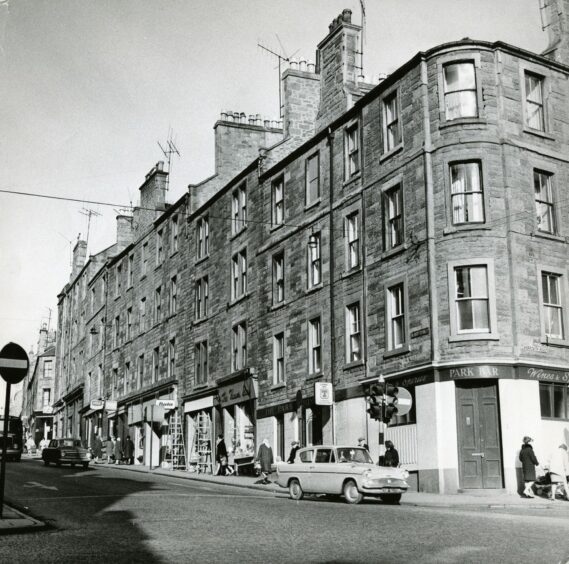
[287,440,300,463]
[383,440,400,467]
[357,437,369,451]
[256,438,274,484]
[92,434,103,463]
[215,434,234,476]
[114,437,122,465]
[124,436,135,465]
[105,437,114,463]
[519,436,539,498]
[548,443,569,501]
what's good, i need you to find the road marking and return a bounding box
[23,481,58,491]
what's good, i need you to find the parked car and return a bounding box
[42,438,91,469]
[276,445,409,504]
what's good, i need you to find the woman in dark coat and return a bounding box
[256,438,274,484]
[519,436,539,498]
[215,435,231,476]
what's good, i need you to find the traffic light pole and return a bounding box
[0,382,11,518]
[378,375,386,463]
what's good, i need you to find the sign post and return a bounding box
[0,342,29,519]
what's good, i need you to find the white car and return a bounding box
[276,445,409,504]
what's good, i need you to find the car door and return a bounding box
[311,448,334,493]
[297,449,315,491]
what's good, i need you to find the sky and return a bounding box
[0,0,547,359]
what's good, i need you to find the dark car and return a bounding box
[42,438,91,469]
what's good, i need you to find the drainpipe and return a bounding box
[327,126,337,445]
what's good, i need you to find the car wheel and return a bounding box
[82,462,89,469]
[289,479,304,501]
[380,493,402,504]
[343,480,363,504]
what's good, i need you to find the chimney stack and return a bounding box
[133,162,168,238]
[71,239,87,281]
[116,215,134,252]
[315,9,363,131]
[542,0,569,64]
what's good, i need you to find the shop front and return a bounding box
[217,373,258,474]
[184,393,215,473]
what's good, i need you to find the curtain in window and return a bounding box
[444,63,477,120]
[525,73,544,131]
[450,163,484,223]
[455,266,489,331]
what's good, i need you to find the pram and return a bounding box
[533,472,568,499]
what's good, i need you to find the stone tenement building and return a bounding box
[54,3,569,493]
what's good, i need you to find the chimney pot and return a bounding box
[307,60,315,73]
[342,9,352,23]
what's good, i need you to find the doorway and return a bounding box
[456,380,503,489]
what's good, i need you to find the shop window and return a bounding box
[540,382,569,420]
[524,71,545,132]
[307,232,321,289]
[196,215,209,259]
[308,317,322,375]
[272,252,285,304]
[306,152,320,206]
[232,182,247,235]
[272,176,284,227]
[443,61,478,120]
[345,212,360,270]
[534,170,556,234]
[450,161,485,224]
[344,122,360,180]
[383,184,404,251]
[383,91,401,152]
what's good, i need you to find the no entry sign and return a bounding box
[0,342,29,385]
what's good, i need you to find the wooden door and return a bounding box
[456,380,503,489]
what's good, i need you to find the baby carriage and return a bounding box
[533,472,568,499]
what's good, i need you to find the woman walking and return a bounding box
[519,436,539,498]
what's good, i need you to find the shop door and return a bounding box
[456,381,503,489]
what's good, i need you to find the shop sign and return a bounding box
[315,382,333,405]
[105,400,118,411]
[439,365,512,382]
[155,399,176,410]
[217,378,256,408]
[90,399,104,410]
[184,395,214,413]
[43,406,54,414]
[519,366,569,383]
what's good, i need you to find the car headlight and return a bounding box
[402,469,409,480]
[13,443,19,449]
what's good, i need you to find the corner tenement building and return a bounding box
[52,2,569,493]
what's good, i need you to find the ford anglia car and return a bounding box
[42,438,91,469]
[276,445,409,504]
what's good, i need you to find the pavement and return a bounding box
[2,455,567,535]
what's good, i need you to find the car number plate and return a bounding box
[382,488,401,493]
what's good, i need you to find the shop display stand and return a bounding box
[164,410,186,470]
[191,412,212,474]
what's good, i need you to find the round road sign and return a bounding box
[394,386,413,417]
[0,342,29,384]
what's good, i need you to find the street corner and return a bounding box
[0,503,47,535]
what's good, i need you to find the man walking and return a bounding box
[256,438,274,484]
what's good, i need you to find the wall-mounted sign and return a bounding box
[105,400,118,411]
[155,399,176,410]
[217,378,257,408]
[90,399,105,410]
[518,366,569,383]
[439,365,513,382]
[315,382,333,406]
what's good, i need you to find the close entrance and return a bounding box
[456,380,503,489]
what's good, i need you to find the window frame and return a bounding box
[382,89,402,154]
[449,160,485,226]
[170,215,179,254]
[127,254,134,288]
[232,182,247,235]
[231,321,247,372]
[195,275,209,320]
[521,66,549,135]
[154,285,162,324]
[345,211,360,271]
[381,177,405,253]
[196,215,209,260]
[152,346,160,384]
[447,258,499,341]
[307,232,322,289]
[442,60,478,121]
[534,169,557,235]
[231,248,247,301]
[273,332,285,385]
[540,382,569,421]
[156,229,164,266]
[272,175,285,227]
[195,340,208,385]
[344,121,360,181]
[437,54,483,126]
[169,275,177,315]
[308,316,322,375]
[384,277,410,356]
[305,152,320,207]
[168,337,176,379]
[272,251,285,305]
[346,302,363,364]
[537,265,569,347]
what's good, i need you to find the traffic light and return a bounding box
[366,383,384,421]
[383,384,399,424]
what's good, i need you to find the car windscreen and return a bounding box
[61,439,76,447]
[337,448,373,464]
